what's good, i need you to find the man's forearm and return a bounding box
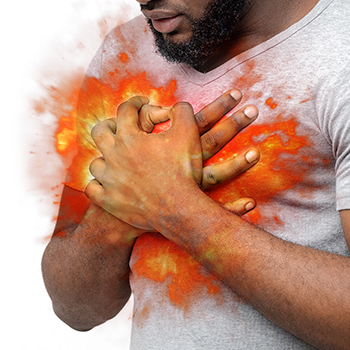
[153,190,350,350]
[42,203,138,331]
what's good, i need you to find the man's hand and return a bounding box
[137,90,260,191]
[86,92,259,229]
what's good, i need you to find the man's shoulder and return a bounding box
[103,15,153,60]
[90,15,179,89]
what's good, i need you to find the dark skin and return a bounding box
[87,100,350,350]
[43,1,350,348]
[138,0,320,72]
[42,91,260,330]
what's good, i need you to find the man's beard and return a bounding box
[147,0,248,69]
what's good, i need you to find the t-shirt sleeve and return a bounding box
[317,69,350,210]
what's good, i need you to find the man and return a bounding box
[42,0,350,349]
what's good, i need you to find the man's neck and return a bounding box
[197,0,320,73]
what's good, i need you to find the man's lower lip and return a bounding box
[151,15,182,34]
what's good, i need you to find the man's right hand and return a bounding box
[89,89,260,225]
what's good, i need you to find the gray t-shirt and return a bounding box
[71,0,350,348]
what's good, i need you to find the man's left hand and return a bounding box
[86,93,259,230]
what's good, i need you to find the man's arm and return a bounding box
[41,185,142,331]
[154,191,350,350]
[42,91,260,330]
[87,99,350,349]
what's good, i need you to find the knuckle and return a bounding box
[195,111,210,129]
[84,183,93,199]
[204,168,220,186]
[228,115,242,131]
[202,132,219,152]
[91,123,102,140]
[85,181,103,205]
[220,98,234,114]
[89,158,98,175]
[174,101,194,114]
[231,157,246,175]
[117,100,128,112]
[117,98,138,115]
[91,120,113,141]
[176,101,192,108]
[141,111,154,132]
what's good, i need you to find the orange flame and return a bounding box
[131,111,313,312]
[66,71,177,190]
[33,49,315,313]
[132,233,221,311]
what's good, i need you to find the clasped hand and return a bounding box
[85,91,259,231]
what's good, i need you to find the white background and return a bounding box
[1,1,141,349]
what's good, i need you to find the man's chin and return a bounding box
[148,20,192,47]
[148,20,205,67]
[146,0,248,67]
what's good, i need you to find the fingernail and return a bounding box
[230,89,242,101]
[244,106,258,119]
[245,202,255,211]
[245,149,258,163]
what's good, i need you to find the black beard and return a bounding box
[148,0,248,70]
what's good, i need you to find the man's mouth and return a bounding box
[142,10,183,34]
